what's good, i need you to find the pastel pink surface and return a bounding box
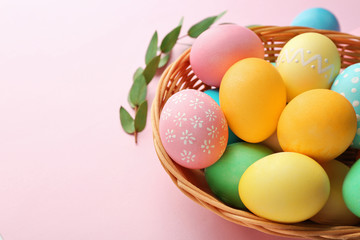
[190,24,264,87]
[1,0,359,240]
[350,27,360,36]
[159,90,228,169]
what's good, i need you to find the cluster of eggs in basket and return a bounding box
[159,23,360,225]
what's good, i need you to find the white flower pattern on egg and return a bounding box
[162,108,172,120]
[180,150,196,163]
[165,129,176,143]
[201,139,215,154]
[189,98,204,110]
[207,125,218,139]
[219,135,226,146]
[173,112,187,127]
[180,130,195,145]
[159,89,228,169]
[172,93,187,104]
[220,118,226,130]
[189,115,203,129]
[205,109,217,122]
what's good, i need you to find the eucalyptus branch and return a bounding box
[119,11,227,144]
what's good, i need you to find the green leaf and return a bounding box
[134,100,148,132]
[246,24,261,29]
[188,11,227,38]
[143,55,160,84]
[214,10,227,22]
[120,107,135,134]
[128,94,135,109]
[158,53,170,68]
[145,31,158,65]
[133,67,144,81]
[178,17,184,26]
[160,23,182,53]
[129,74,147,107]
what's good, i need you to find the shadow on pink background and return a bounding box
[1,0,359,239]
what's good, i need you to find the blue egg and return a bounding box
[204,89,242,144]
[291,8,340,31]
[331,63,360,149]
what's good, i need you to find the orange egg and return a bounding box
[277,89,357,163]
[311,160,360,226]
[220,58,286,143]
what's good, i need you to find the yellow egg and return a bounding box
[219,58,286,143]
[276,32,340,102]
[278,89,357,163]
[311,160,360,225]
[239,152,330,223]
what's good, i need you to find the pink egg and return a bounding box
[159,89,228,169]
[190,24,264,87]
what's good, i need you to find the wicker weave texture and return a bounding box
[151,26,360,240]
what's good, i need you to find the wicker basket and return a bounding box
[151,26,360,240]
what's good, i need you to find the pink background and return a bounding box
[1,1,359,239]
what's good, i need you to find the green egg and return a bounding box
[343,159,360,217]
[205,142,273,209]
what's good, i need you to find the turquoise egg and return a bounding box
[204,89,242,144]
[331,63,360,149]
[291,8,340,31]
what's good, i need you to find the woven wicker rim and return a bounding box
[151,26,360,240]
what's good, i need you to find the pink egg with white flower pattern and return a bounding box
[159,89,228,169]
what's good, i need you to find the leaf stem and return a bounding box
[134,106,138,144]
[177,42,192,47]
[177,34,188,40]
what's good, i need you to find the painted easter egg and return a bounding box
[277,89,357,163]
[343,159,360,218]
[220,58,286,143]
[239,152,330,223]
[331,63,360,149]
[276,32,341,102]
[205,142,273,209]
[291,8,340,31]
[190,24,264,87]
[261,130,283,152]
[159,89,228,169]
[204,89,241,145]
[311,160,360,226]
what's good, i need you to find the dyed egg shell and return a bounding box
[159,89,228,169]
[278,89,357,163]
[291,8,340,31]
[204,89,241,145]
[343,159,360,217]
[239,152,330,223]
[205,142,273,209]
[190,24,264,87]
[331,63,360,149]
[261,130,283,152]
[276,33,341,102]
[220,58,286,143]
[311,160,360,226]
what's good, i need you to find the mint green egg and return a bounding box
[205,142,273,209]
[343,159,360,217]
